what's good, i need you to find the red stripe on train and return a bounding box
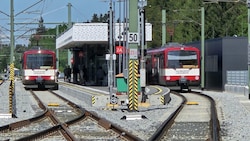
[26,76,53,80]
[164,76,200,81]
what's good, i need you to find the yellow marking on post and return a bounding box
[128,60,133,111]
[186,101,199,105]
[128,60,139,111]
[48,103,59,106]
[92,96,96,105]
[9,80,13,114]
[160,95,165,104]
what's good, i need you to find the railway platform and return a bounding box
[58,80,171,109]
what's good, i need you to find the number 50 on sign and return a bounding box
[128,32,139,43]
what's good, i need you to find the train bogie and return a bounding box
[23,81,58,90]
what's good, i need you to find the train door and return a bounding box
[145,55,152,84]
[158,54,165,84]
[152,54,160,84]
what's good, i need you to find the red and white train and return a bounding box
[146,43,200,91]
[21,47,58,90]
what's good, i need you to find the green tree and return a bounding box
[0,45,10,72]
[91,12,109,23]
[91,14,99,22]
[145,0,247,48]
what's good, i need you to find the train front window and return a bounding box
[26,54,53,69]
[167,50,198,68]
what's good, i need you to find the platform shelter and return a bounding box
[56,23,152,85]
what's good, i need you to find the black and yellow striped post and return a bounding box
[92,96,96,106]
[9,80,13,114]
[127,0,140,112]
[9,63,15,115]
[128,60,139,111]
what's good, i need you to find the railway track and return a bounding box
[0,89,142,140]
[149,90,221,141]
[0,81,221,140]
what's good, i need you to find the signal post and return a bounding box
[127,0,139,111]
[127,0,149,111]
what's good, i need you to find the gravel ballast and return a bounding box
[1,80,250,140]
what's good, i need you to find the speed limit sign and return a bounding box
[128,32,139,43]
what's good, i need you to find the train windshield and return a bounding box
[167,50,198,68]
[26,54,54,69]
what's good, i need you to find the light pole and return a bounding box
[171,8,205,89]
[247,0,250,99]
[201,6,205,90]
[67,3,72,67]
[127,0,139,111]
[162,9,166,46]
[10,0,14,64]
[138,0,147,102]
[108,0,116,104]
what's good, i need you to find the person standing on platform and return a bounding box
[63,66,68,82]
[79,64,86,85]
[64,65,71,82]
[96,66,105,86]
[66,65,71,82]
[83,65,87,85]
[73,64,79,84]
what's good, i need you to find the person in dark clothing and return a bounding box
[66,66,71,82]
[56,71,60,82]
[82,65,87,85]
[64,65,71,82]
[63,67,68,82]
[96,66,105,86]
[73,64,79,84]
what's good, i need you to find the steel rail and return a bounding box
[192,91,221,141]
[149,90,221,141]
[16,90,80,141]
[50,90,143,141]
[148,91,187,141]
[13,89,142,140]
[0,90,48,132]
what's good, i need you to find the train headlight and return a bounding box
[166,76,170,80]
[25,76,29,80]
[195,76,199,80]
[50,76,55,80]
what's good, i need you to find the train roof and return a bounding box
[147,42,199,53]
[23,46,55,54]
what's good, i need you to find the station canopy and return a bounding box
[56,23,152,49]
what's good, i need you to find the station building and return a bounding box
[186,37,248,91]
[56,23,152,85]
